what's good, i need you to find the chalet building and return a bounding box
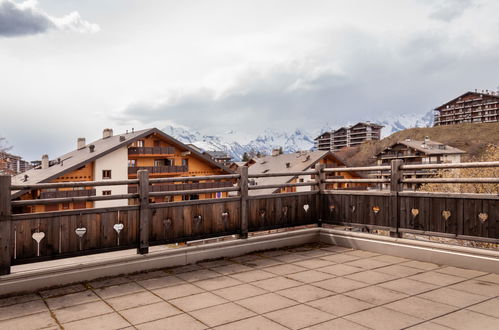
[434,90,499,126]
[229,159,256,172]
[205,151,232,165]
[315,122,383,151]
[248,150,363,196]
[11,128,234,213]
[375,137,465,190]
[0,151,32,175]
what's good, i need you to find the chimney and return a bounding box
[41,154,49,169]
[77,137,86,150]
[272,148,280,156]
[103,128,113,139]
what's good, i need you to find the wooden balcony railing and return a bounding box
[128,166,188,175]
[128,181,233,193]
[39,189,96,199]
[128,147,175,155]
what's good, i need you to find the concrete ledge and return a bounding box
[0,228,319,296]
[320,228,499,274]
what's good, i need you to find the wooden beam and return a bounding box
[238,166,249,238]
[137,170,150,254]
[0,176,11,275]
[389,159,403,238]
[248,171,318,178]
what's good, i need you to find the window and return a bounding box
[136,140,144,147]
[102,170,112,179]
[182,159,188,167]
[182,194,199,201]
[154,159,173,167]
[102,190,112,196]
[128,159,136,167]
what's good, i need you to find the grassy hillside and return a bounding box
[336,122,499,166]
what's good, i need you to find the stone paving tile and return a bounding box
[344,250,380,258]
[242,257,283,268]
[127,270,168,281]
[236,292,298,314]
[0,299,49,321]
[344,306,423,330]
[39,284,87,298]
[384,296,458,320]
[377,277,439,295]
[210,263,254,275]
[466,297,499,318]
[292,258,335,269]
[408,270,466,286]
[169,264,203,274]
[307,294,374,317]
[313,277,367,293]
[263,263,308,275]
[369,254,408,264]
[45,290,100,310]
[476,273,499,284]
[194,276,243,291]
[400,260,441,270]
[136,313,207,330]
[0,311,57,330]
[417,287,489,308]
[374,264,424,277]
[345,269,398,285]
[276,284,332,303]
[320,245,353,253]
[434,266,487,278]
[106,291,162,311]
[176,269,221,282]
[62,312,130,330]
[118,301,181,325]
[189,302,256,327]
[286,269,333,283]
[264,304,334,330]
[344,285,408,305]
[198,259,234,268]
[52,300,113,323]
[298,249,333,258]
[251,276,302,291]
[136,274,186,290]
[89,276,131,289]
[213,283,267,301]
[406,321,455,330]
[449,278,499,297]
[316,263,363,276]
[432,309,499,330]
[213,315,288,330]
[258,250,290,258]
[169,292,228,312]
[229,254,262,263]
[229,269,276,283]
[344,258,390,270]
[0,293,40,307]
[305,317,371,330]
[152,283,205,300]
[94,282,145,299]
[319,253,359,263]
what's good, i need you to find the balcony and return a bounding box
[39,189,96,199]
[128,147,175,155]
[128,181,233,193]
[128,165,188,175]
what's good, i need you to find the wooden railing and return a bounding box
[1,160,498,275]
[128,165,188,175]
[128,147,175,155]
[39,189,96,199]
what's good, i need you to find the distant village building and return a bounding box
[434,90,499,126]
[375,137,465,190]
[0,151,32,175]
[11,128,233,213]
[315,122,383,152]
[248,150,364,195]
[205,150,232,165]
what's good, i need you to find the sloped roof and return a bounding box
[248,150,348,196]
[314,122,383,140]
[12,128,232,197]
[377,139,466,156]
[435,91,499,111]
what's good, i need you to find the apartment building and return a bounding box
[11,128,234,213]
[315,122,383,151]
[0,152,32,175]
[434,90,499,126]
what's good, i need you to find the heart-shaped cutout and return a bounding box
[303,204,309,213]
[478,213,488,223]
[113,223,124,234]
[372,206,380,214]
[282,206,288,216]
[75,227,87,238]
[350,205,356,212]
[260,209,266,218]
[194,215,202,222]
[441,210,451,221]
[32,232,45,243]
[163,218,172,229]
[222,211,229,218]
[411,208,419,217]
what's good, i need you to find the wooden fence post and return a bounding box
[137,170,150,254]
[389,159,403,237]
[0,175,12,275]
[238,166,248,238]
[315,164,326,227]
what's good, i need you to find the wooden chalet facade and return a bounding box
[12,128,234,213]
[434,90,499,126]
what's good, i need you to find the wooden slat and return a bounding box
[0,176,12,274]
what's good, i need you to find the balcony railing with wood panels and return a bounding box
[128,166,188,175]
[128,181,233,193]
[128,147,175,155]
[39,189,96,199]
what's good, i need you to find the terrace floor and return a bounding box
[1,243,498,330]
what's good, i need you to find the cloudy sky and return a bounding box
[1,0,498,160]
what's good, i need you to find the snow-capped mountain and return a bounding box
[162,111,433,161]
